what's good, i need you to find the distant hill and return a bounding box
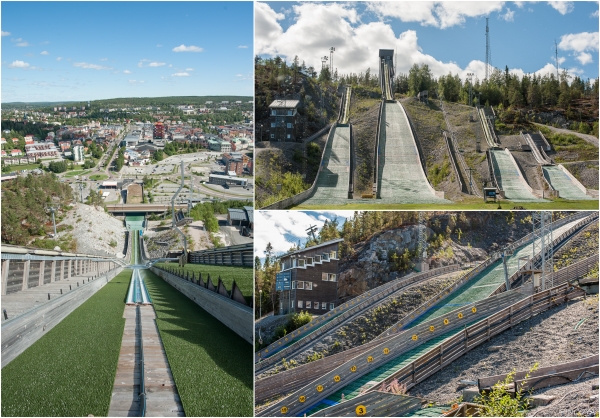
[2,96,253,109]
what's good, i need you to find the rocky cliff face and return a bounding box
[338,212,533,299]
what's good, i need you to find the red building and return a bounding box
[153,122,165,139]
[226,159,244,176]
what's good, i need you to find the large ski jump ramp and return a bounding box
[377,102,449,204]
[543,165,595,200]
[490,149,545,202]
[301,125,351,205]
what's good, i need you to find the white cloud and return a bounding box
[128,80,145,85]
[156,44,163,47]
[576,52,593,65]
[56,57,62,61]
[367,1,505,29]
[123,70,132,74]
[40,50,49,55]
[73,62,112,70]
[16,41,30,47]
[500,7,515,21]
[185,68,194,71]
[168,64,173,67]
[1,31,10,37]
[558,32,599,53]
[254,211,354,258]
[547,1,574,15]
[513,1,525,8]
[100,58,108,61]
[591,9,599,18]
[138,59,166,67]
[172,72,190,77]
[255,1,285,55]
[172,44,203,52]
[8,60,30,68]
[238,45,249,49]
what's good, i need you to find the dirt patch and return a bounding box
[410,296,599,411]
[562,161,599,190]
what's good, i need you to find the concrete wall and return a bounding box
[1,266,125,368]
[150,267,252,344]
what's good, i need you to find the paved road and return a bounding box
[535,123,599,147]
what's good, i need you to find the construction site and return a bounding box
[258,47,598,210]
[254,211,599,417]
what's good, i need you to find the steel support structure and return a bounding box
[532,212,553,291]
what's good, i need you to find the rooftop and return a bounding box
[268,100,300,109]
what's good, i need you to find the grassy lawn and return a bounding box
[1,270,131,417]
[141,269,253,416]
[3,163,41,171]
[63,169,92,178]
[89,174,109,181]
[294,198,599,210]
[155,262,253,304]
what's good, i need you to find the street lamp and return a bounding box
[330,47,335,74]
[47,206,57,237]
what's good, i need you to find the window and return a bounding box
[298,259,305,267]
[287,123,292,129]
[322,302,327,310]
[287,134,291,139]
[292,281,297,290]
[314,302,320,310]
[322,253,329,261]
[306,257,313,265]
[291,300,294,309]
[315,255,321,263]
[287,110,293,116]
[305,282,313,290]
[330,251,337,259]
[270,134,274,139]
[306,301,312,309]
[329,303,335,310]
[297,281,305,290]
[322,273,329,281]
[271,110,276,116]
[271,122,276,128]
[329,274,337,282]
[298,300,303,308]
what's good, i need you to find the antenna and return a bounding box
[485,18,492,80]
[555,39,559,80]
[306,225,318,242]
[330,47,336,74]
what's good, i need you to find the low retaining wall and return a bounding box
[150,267,252,344]
[1,266,125,368]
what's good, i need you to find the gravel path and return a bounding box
[410,295,599,412]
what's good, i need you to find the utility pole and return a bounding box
[48,206,57,237]
[306,225,318,243]
[466,167,475,195]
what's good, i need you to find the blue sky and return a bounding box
[255,210,353,259]
[2,2,253,102]
[256,1,599,82]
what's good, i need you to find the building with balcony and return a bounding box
[276,238,343,315]
[268,99,299,142]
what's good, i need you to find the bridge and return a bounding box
[106,203,187,214]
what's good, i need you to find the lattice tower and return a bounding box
[485,18,492,80]
[532,212,554,291]
[418,212,427,263]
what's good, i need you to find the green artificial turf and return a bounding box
[155,262,253,304]
[294,198,599,210]
[141,269,253,416]
[1,270,131,417]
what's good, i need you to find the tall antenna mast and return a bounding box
[555,39,559,80]
[485,18,492,80]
